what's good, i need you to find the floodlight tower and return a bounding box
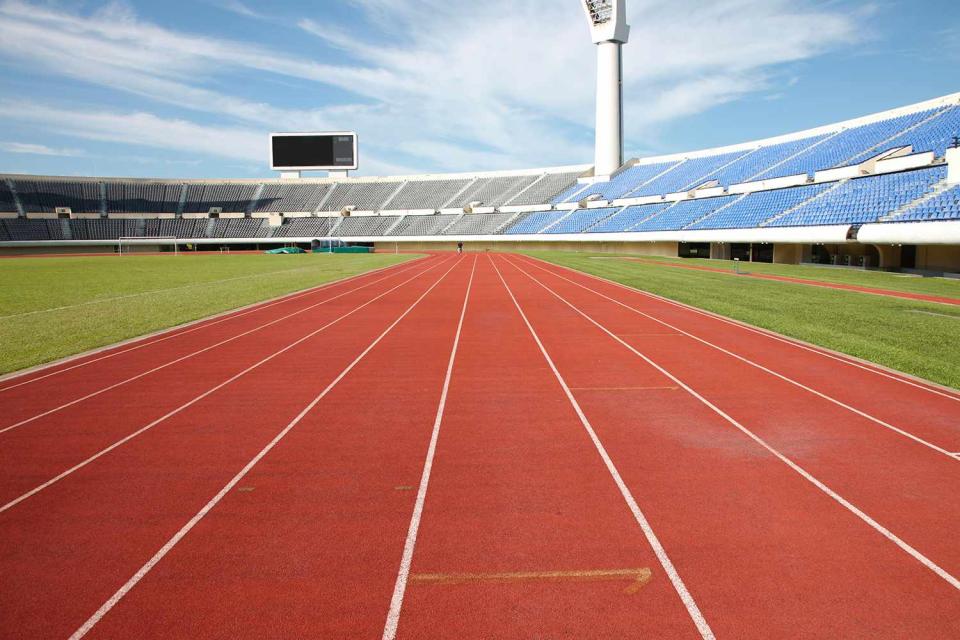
[582,0,630,180]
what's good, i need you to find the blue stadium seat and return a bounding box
[502,210,566,234]
[894,184,960,222]
[768,166,947,227]
[632,195,739,231]
[546,207,621,233]
[756,110,938,180]
[587,203,672,232]
[688,183,831,230]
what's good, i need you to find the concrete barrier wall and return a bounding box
[374,240,680,256]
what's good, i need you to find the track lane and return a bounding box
[0,255,429,405]
[0,257,454,510]
[0,257,460,639]
[519,255,960,400]
[390,257,707,639]
[515,255,960,449]
[0,257,451,507]
[496,254,960,637]
[73,257,477,640]
[509,256,960,579]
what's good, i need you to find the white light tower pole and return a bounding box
[582,0,630,180]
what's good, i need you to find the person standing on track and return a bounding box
[457,241,463,255]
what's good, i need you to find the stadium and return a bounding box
[1,0,959,638]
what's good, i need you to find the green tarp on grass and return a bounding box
[265,247,306,254]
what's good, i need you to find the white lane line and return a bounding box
[0,258,444,436]
[382,255,477,640]
[513,256,960,460]
[67,256,464,640]
[490,256,716,640]
[0,257,427,393]
[0,257,453,514]
[518,255,960,403]
[505,257,960,592]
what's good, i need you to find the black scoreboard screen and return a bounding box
[270,133,358,171]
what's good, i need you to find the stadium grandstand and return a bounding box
[2,93,959,272]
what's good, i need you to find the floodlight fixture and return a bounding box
[581,0,629,179]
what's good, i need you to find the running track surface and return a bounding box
[1,252,959,639]
[619,257,960,306]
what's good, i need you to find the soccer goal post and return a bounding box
[118,236,179,255]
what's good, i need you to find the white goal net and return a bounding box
[117,236,179,255]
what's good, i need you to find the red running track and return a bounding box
[0,252,958,639]
[621,257,960,306]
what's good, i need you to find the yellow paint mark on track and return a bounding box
[571,386,679,392]
[410,568,652,594]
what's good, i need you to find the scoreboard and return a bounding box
[270,132,358,171]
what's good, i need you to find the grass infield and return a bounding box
[0,252,417,375]
[526,251,960,390]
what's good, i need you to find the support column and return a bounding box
[594,41,624,179]
[947,147,960,185]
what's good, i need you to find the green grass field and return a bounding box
[615,254,960,298]
[526,251,960,390]
[0,253,416,375]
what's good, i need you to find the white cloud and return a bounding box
[0,0,868,175]
[0,101,264,160]
[214,0,265,20]
[0,141,85,157]
[0,100,416,177]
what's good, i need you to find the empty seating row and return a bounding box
[688,183,832,230]
[557,162,678,203]
[321,182,402,212]
[587,203,673,233]
[182,184,258,213]
[441,212,517,235]
[707,134,831,186]
[0,182,16,213]
[209,219,270,238]
[388,179,472,210]
[632,195,740,232]
[546,207,620,234]
[769,166,947,227]
[105,182,180,214]
[254,183,332,213]
[894,184,960,222]
[273,217,338,238]
[865,106,960,161]
[510,172,582,206]
[633,151,750,196]
[144,218,209,238]
[388,214,459,236]
[1,171,583,216]
[334,216,403,236]
[13,180,102,214]
[1,219,66,240]
[503,210,566,234]
[759,109,938,180]
[451,175,540,208]
[70,219,141,240]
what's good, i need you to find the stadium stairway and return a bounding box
[880,180,955,222]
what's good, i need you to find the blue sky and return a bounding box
[0,0,957,179]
